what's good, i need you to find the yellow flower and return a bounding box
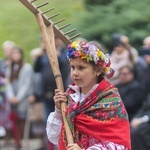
[104,67,109,73]
[97,50,101,57]
[101,53,105,60]
[71,41,78,48]
[97,50,105,60]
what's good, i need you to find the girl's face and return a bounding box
[70,58,101,94]
[11,49,22,63]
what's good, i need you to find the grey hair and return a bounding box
[2,40,16,49]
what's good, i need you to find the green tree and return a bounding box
[85,0,113,6]
[77,0,150,52]
[0,0,84,62]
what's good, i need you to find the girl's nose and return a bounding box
[72,69,79,75]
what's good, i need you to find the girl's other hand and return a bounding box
[67,143,82,150]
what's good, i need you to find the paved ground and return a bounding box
[0,138,42,150]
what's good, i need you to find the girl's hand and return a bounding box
[53,89,67,110]
[67,143,82,150]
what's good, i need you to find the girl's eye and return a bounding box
[70,65,85,70]
[71,66,75,70]
[79,66,85,70]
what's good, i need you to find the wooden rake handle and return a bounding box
[35,13,74,144]
[19,0,82,145]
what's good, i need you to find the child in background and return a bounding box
[46,40,131,150]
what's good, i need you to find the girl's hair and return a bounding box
[2,40,16,49]
[88,41,107,81]
[89,61,105,82]
[10,46,24,83]
[88,41,107,53]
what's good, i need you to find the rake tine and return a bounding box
[54,18,66,25]
[48,12,60,20]
[31,0,38,3]
[42,8,55,14]
[64,29,76,35]
[19,0,71,44]
[37,2,49,9]
[69,33,82,40]
[59,23,71,30]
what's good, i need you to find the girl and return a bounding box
[46,40,131,150]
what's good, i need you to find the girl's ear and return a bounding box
[94,66,103,76]
[97,70,103,76]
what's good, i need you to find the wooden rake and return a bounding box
[19,0,81,148]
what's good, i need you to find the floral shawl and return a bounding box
[58,79,131,150]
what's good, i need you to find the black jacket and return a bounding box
[116,80,147,121]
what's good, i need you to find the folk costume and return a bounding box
[46,79,131,150]
[46,40,131,150]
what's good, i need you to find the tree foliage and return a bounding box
[77,0,150,52]
[1,0,150,60]
[0,0,84,62]
[85,0,113,6]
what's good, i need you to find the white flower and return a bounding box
[76,43,81,51]
[104,54,110,64]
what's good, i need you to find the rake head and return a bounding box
[19,0,81,44]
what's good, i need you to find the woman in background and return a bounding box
[7,46,34,149]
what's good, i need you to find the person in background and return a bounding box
[116,65,146,121]
[130,94,150,150]
[46,40,131,150]
[28,48,46,150]
[111,34,138,64]
[134,36,150,96]
[0,40,16,78]
[0,40,16,144]
[120,35,139,63]
[34,36,69,150]
[6,46,34,149]
[0,74,11,143]
[110,34,138,85]
[34,36,69,120]
[130,35,150,150]
[109,41,135,85]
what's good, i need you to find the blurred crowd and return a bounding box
[0,37,69,150]
[0,34,150,150]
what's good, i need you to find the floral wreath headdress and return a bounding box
[66,40,114,78]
